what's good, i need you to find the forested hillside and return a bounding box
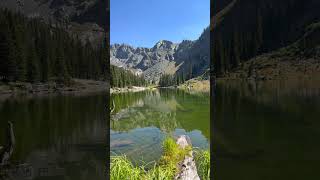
[110,65,147,88]
[158,73,186,87]
[0,0,106,45]
[213,0,320,78]
[0,9,107,84]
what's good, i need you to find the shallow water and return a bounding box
[110,89,210,165]
[214,79,320,179]
[0,92,107,180]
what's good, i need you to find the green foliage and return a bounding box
[110,155,174,180]
[144,164,175,180]
[194,149,210,180]
[0,8,107,83]
[160,137,191,168]
[110,65,148,88]
[110,137,195,180]
[110,156,143,180]
[158,73,186,87]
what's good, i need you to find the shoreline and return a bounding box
[178,79,210,93]
[0,79,108,100]
[110,86,156,94]
[216,76,320,82]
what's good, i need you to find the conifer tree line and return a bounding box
[158,73,186,87]
[110,65,148,88]
[159,61,204,87]
[213,0,311,77]
[0,9,107,84]
[213,10,264,77]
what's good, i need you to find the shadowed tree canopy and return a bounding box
[0,8,107,83]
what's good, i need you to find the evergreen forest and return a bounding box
[110,65,148,88]
[0,8,107,84]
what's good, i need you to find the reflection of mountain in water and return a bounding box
[111,91,180,133]
[110,89,209,164]
[111,89,210,138]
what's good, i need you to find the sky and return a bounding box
[110,0,210,48]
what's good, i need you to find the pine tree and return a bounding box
[0,9,107,84]
[26,41,40,83]
[54,44,69,83]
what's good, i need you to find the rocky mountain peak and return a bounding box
[152,40,176,50]
[111,26,210,83]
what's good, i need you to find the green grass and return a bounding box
[110,137,210,180]
[110,155,143,180]
[194,149,211,180]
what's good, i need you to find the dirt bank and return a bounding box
[178,79,210,92]
[110,86,156,94]
[0,79,108,97]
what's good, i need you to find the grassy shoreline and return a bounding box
[110,137,210,180]
[178,79,210,93]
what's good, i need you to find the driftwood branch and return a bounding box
[110,100,115,114]
[0,121,15,166]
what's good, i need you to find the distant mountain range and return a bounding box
[111,27,210,83]
[0,0,105,45]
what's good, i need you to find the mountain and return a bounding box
[110,27,210,83]
[0,0,105,45]
[212,0,320,78]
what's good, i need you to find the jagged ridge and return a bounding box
[110,27,210,83]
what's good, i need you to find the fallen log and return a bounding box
[175,135,200,180]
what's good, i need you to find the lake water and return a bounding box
[0,92,107,180]
[214,79,320,179]
[110,89,210,165]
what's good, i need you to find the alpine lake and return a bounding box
[110,89,210,166]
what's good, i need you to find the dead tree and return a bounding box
[110,100,115,114]
[0,121,15,166]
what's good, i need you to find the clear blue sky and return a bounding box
[110,0,210,48]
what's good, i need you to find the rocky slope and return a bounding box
[224,22,320,80]
[110,27,209,83]
[0,0,105,45]
[212,0,320,78]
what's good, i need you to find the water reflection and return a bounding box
[0,93,107,180]
[214,79,320,179]
[110,89,210,164]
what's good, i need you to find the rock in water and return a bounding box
[175,135,200,180]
